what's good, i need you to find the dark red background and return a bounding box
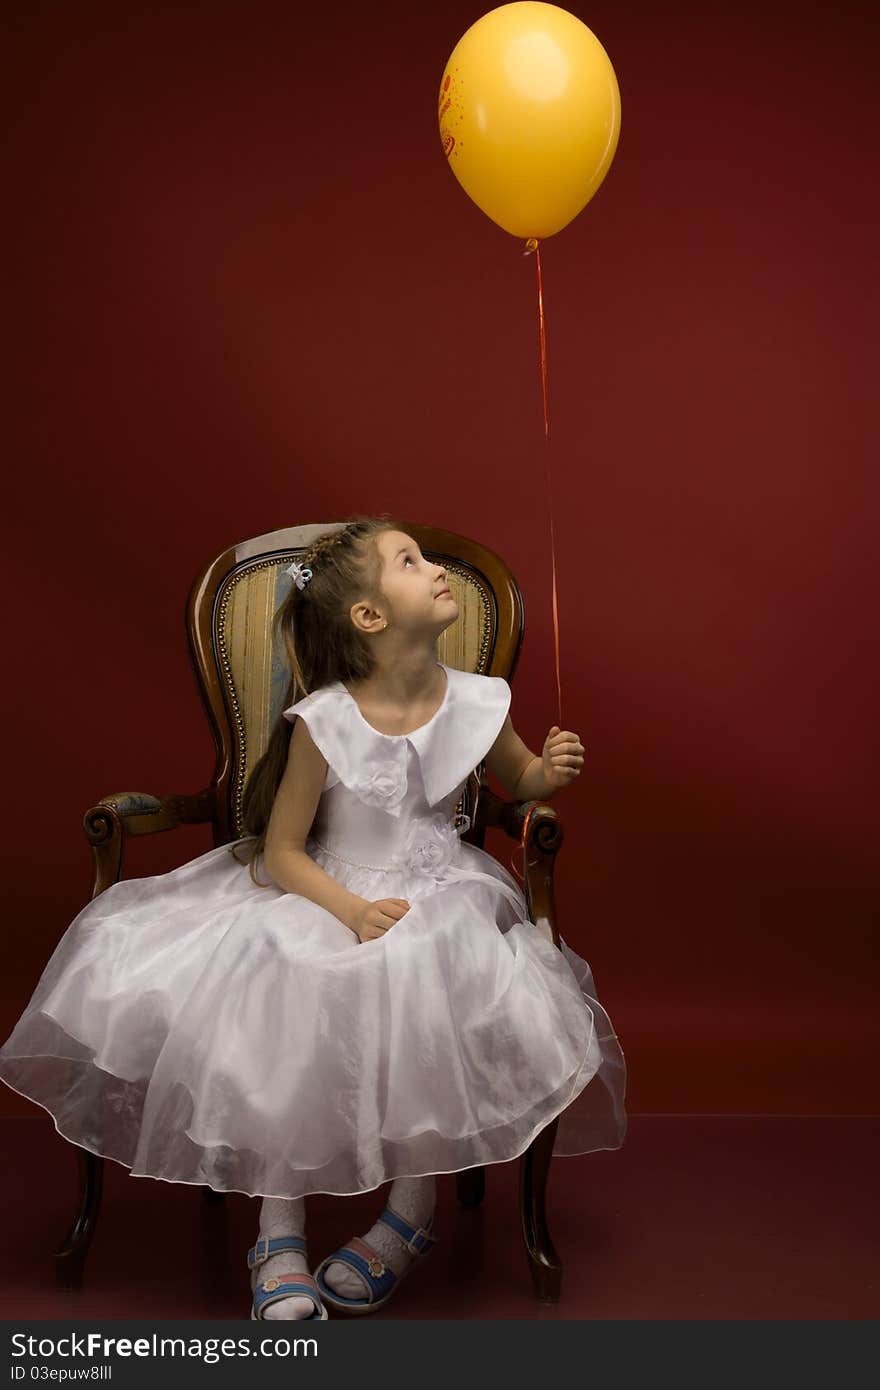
[4,0,876,1116]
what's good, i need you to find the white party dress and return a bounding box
[0,664,627,1199]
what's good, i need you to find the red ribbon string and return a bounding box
[509,237,563,890]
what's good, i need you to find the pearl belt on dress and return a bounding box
[309,837,398,872]
[308,821,527,918]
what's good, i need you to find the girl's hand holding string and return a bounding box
[349,897,411,944]
[541,726,585,791]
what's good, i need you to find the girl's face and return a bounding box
[377,530,459,634]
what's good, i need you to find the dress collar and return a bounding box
[284,664,510,810]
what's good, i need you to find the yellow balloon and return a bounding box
[438,2,621,241]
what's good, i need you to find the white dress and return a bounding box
[0,664,627,1199]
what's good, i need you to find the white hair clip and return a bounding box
[285,560,313,590]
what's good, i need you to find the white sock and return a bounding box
[252,1196,316,1320]
[323,1175,436,1300]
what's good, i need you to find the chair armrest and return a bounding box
[471,785,563,948]
[83,788,218,899]
[84,788,217,839]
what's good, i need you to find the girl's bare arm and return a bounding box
[263,718,365,930]
[485,714,585,799]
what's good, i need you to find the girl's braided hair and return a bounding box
[230,512,408,882]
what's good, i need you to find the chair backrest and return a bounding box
[185,521,525,843]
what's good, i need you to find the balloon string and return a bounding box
[530,241,562,727]
[535,243,550,443]
[509,237,563,891]
[509,803,542,896]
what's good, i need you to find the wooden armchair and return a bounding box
[54,521,568,1302]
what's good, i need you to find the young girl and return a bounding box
[0,515,626,1319]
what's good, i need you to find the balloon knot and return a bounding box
[523,237,540,256]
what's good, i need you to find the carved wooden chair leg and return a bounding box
[53,1149,104,1289]
[456,1165,486,1208]
[520,1116,562,1302]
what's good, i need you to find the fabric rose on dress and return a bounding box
[392,813,471,879]
[352,761,408,813]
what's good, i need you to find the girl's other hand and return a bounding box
[350,897,411,944]
[542,726,585,790]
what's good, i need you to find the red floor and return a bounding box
[2,1113,876,1319]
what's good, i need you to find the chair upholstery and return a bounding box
[60,522,568,1303]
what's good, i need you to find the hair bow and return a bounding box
[285,560,313,590]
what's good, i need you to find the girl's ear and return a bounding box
[350,601,385,633]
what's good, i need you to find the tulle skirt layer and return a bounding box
[0,838,627,1198]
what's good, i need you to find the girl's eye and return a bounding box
[404,556,414,567]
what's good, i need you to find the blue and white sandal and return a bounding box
[313,1205,437,1315]
[247,1235,328,1320]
